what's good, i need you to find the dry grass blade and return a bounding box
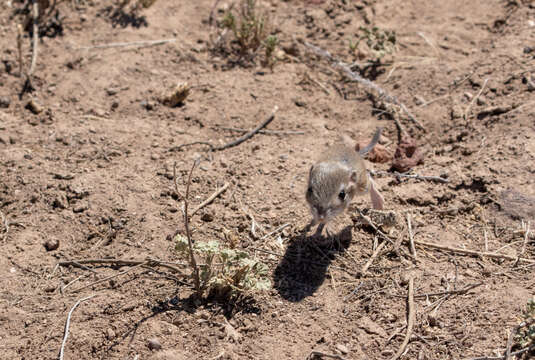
[463,78,489,120]
[362,240,387,273]
[59,295,96,360]
[390,276,415,360]
[410,239,535,264]
[69,262,146,293]
[76,38,177,50]
[191,182,230,216]
[513,220,531,267]
[28,0,39,76]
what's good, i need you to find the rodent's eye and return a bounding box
[338,190,346,201]
[307,187,313,195]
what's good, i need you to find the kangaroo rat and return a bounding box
[306,128,384,232]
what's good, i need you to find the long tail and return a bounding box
[359,127,382,156]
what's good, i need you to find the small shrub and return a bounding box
[515,298,535,348]
[214,0,276,66]
[175,234,271,299]
[351,26,397,60]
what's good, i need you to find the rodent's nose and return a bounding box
[316,206,326,219]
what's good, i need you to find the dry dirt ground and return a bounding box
[1,0,535,359]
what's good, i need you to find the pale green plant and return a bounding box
[353,26,397,60]
[175,235,271,299]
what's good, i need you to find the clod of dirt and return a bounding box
[357,316,387,338]
[141,99,156,110]
[335,344,349,354]
[106,328,115,340]
[357,142,392,163]
[428,314,443,328]
[148,338,162,351]
[162,82,190,107]
[391,135,424,172]
[223,321,241,342]
[0,96,10,108]
[499,189,535,221]
[43,239,59,251]
[26,98,44,114]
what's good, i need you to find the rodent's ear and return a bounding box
[351,170,368,193]
[369,177,384,210]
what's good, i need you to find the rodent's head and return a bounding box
[306,162,368,225]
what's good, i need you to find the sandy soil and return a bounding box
[1,0,534,359]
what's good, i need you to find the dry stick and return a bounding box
[406,214,417,260]
[260,223,291,241]
[463,78,489,120]
[411,239,535,264]
[0,210,8,242]
[170,106,279,152]
[69,262,146,293]
[17,23,23,78]
[505,318,535,360]
[28,0,39,76]
[390,276,415,360]
[217,126,305,135]
[391,282,483,299]
[183,160,202,297]
[76,38,177,50]
[303,41,425,131]
[362,240,387,273]
[213,106,278,151]
[59,295,95,360]
[358,209,411,260]
[191,182,230,216]
[513,220,531,267]
[58,258,183,274]
[371,170,449,183]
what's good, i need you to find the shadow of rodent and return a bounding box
[273,225,352,302]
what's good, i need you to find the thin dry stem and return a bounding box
[513,220,531,267]
[406,214,417,260]
[390,276,415,360]
[411,239,535,264]
[191,182,230,216]
[184,160,202,296]
[59,295,96,360]
[76,38,177,50]
[463,78,489,120]
[303,41,425,131]
[362,240,387,273]
[28,0,39,76]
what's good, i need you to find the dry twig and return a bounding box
[406,214,417,260]
[170,106,279,152]
[28,0,39,76]
[69,262,146,293]
[17,23,23,78]
[191,182,230,216]
[391,282,482,299]
[390,276,415,360]
[362,240,387,273]
[513,220,531,267]
[76,38,177,50]
[59,295,96,360]
[217,126,304,135]
[410,239,535,264]
[303,41,425,131]
[183,160,202,296]
[371,170,449,183]
[58,258,183,274]
[463,78,489,120]
[214,106,278,151]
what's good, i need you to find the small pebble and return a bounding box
[148,338,162,350]
[26,98,44,114]
[0,96,10,108]
[44,239,59,251]
[106,328,115,340]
